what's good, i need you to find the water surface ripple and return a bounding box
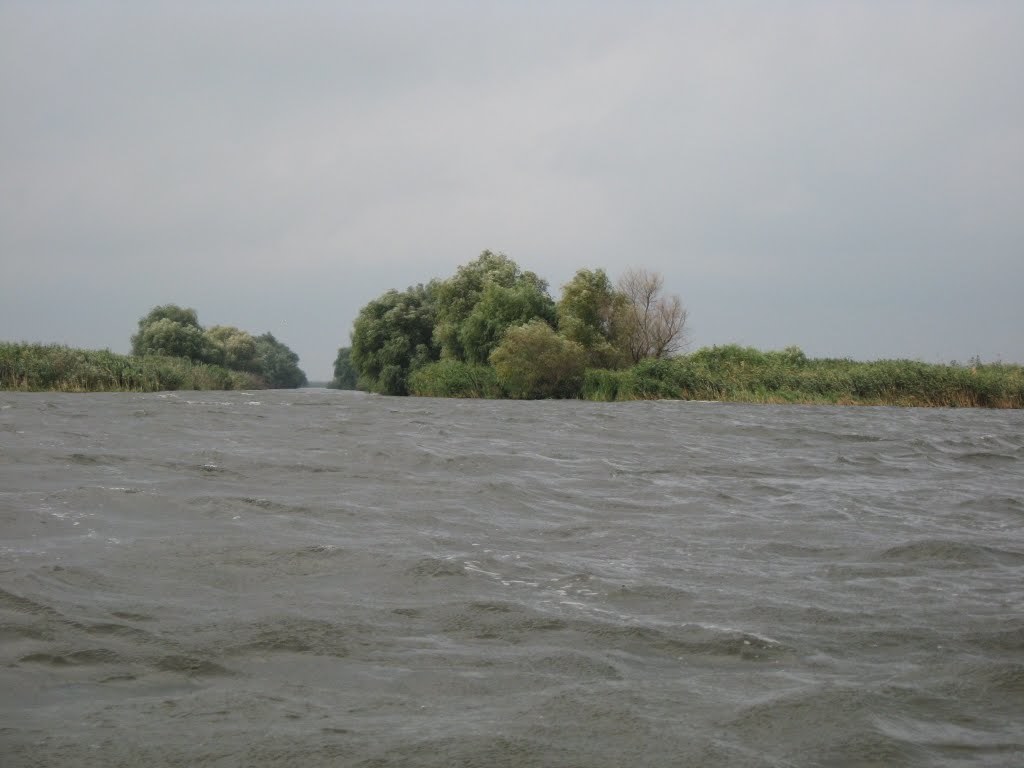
[1,390,1022,766]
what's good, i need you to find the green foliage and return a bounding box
[204,325,259,371]
[135,304,202,333]
[433,251,551,361]
[407,360,502,398]
[130,317,211,361]
[330,346,358,389]
[459,282,556,364]
[557,268,628,368]
[129,304,306,388]
[254,333,307,388]
[489,320,587,399]
[130,304,205,358]
[335,253,1023,408]
[572,345,1024,407]
[349,283,439,395]
[581,368,640,401]
[0,343,260,392]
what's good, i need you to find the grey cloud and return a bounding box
[2,2,1022,379]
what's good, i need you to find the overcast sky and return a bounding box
[2,1,1022,381]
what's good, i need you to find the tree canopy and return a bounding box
[433,251,552,361]
[349,283,439,395]
[556,268,628,369]
[330,347,359,389]
[254,333,307,388]
[341,252,687,399]
[130,304,306,388]
[205,325,259,372]
[131,316,209,361]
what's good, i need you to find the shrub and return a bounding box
[489,321,586,399]
[407,360,502,398]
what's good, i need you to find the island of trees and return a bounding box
[330,251,1023,409]
[1,304,306,392]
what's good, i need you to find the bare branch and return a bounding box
[616,268,687,363]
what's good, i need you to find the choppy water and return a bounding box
[1,390,1022,767]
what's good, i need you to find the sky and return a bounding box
[2,1,1022,382]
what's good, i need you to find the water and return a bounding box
[1,389,1022,767]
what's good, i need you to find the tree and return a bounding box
[557,268,628,369]
[433,251,551,361]
[254,333,307,388]
[131,304,207,359]
[131,316,210,361]
[616,268,687,363]
[349,283,439,395]
[489,320,586,399]
[135,304,201,333]
[204,325,259,372]
[330,347,358,389]
[129,303,306,388]
[458,281,556,364]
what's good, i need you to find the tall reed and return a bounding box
[581,346,1024,408]
[0,343,262,392]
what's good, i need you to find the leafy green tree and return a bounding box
[254,333,307,388]
[489,320,586,399]
[131,316,210,361]
[135,304,202,333]
[350,283,439,395]
[433,251,550,360]
[129,303,305,388]
[557,268,628,368]
[330,347,358,389]
[204,325,259,371]
[131,304,207,359]
[459,281,556,364]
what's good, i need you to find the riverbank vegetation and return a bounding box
[332,251,1023,408]
[0,343,259,392]
[580,347,1024,408]
[2,304,307,392]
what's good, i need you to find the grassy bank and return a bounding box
[0,342,263,392]
[580,346,1024,408]
[409,345,1024,408]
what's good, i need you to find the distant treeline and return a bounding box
[1,304,306,392]
[329,251,1022,408]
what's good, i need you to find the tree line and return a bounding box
[132,304,307,388]
[331,251,686,398]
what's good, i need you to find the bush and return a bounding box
[407,360,502,398]
[489,321,586,399]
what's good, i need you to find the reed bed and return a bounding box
[0,342,262,392]
[581,346,1024,408]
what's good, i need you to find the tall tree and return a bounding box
[459,282,556,364]
[131,304,207,359]
[557,268,628,368]
[330,347,358,389]
[254,333,307,388]
[433,251,551,361]
[204,325,259,371]
[350,283,439,395]
[616,268,688,363]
